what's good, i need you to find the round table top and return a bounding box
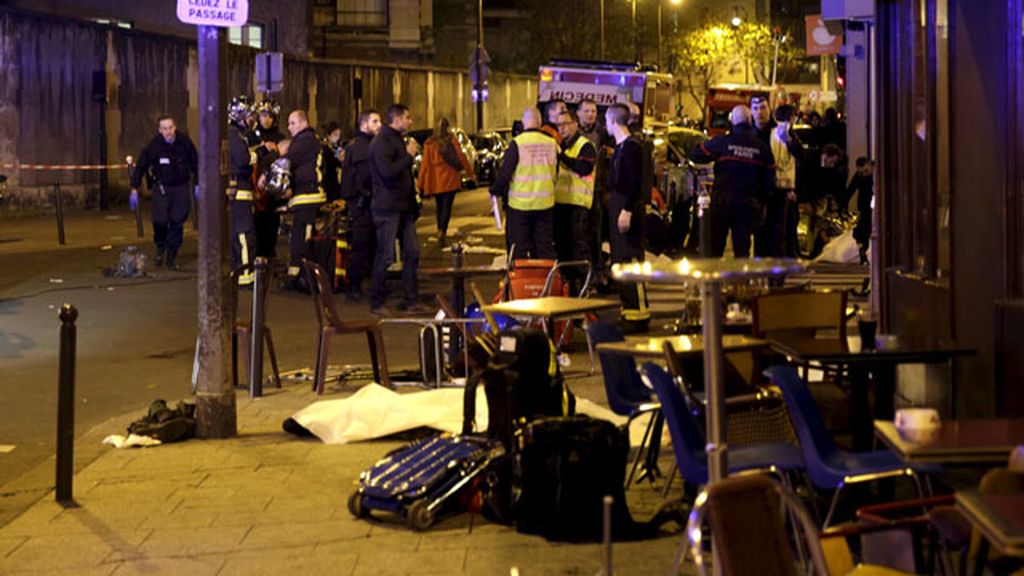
[612,257,806,284]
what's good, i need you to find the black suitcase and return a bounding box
[512,415,644,542]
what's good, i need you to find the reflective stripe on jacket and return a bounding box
[555,135,595,209]
[509,131,557,211]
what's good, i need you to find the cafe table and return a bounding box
[875,418,1024,465]
[482,296,620,343]
[769,334,975,452]
[956,491,1024,561]
[612,257,805,484]
[595,334,768,360]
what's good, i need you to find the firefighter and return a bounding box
[339,108,382,301]
[226,95,258,285]
[250,99,285,259]
[605,103,650,333]
[489,107,558,260]
[282,110,326,287]
[129,115,198,270]
[553,109,596,295]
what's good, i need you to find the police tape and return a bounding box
[0,163,130,171]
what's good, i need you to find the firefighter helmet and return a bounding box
[227,95,253,125]
[254,99,281,119]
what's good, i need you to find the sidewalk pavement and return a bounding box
[0,376,691,576]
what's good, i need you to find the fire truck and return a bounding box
[537,60,674,127]
[704,83,773,136]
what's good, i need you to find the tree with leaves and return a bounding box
[669,20,803,121]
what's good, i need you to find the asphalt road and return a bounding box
[0,187,506,490]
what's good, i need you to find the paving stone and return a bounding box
[218,546,345,576]
[0,530,149,571]
[107,555,224,575]
[351,546,467,576]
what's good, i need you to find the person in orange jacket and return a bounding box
[417,117,474,245]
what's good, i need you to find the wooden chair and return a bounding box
[230,262,281,390]
[753,288,849,385]
[302,259,391,394]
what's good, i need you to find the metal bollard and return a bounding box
[54,183,66,246]
[602,495,613,576]
[249,257,269,397]
[56,304,78,507]
[190,181,199,230]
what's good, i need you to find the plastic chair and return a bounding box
[588,321,662,486]
[230,262,282,391]
[766,365,937,528]
[640,362,805,487]
[302,259,390,393]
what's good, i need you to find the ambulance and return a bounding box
[537,60,674,128]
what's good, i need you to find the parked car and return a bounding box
[409,127,478,190]
[469,131,508,185]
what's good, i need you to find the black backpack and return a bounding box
[462,328,575,448]
[127,399,196,443]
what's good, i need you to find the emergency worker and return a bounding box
[129,115,198,270]
[340,109,382,301]
[605,104,650,332]
[553,110,596,294]
[541,99,566,145]
[689,106,775,258]
[578,98,613,288]
[251,100,285,259]
[282,110,326,287]
[489,107,558,260]
[227,96,258,285]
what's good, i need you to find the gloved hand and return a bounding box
[194,185,201,201]
[129,189,139,211]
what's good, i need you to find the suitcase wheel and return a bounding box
[406,499,435,531]
[347,490,368,519]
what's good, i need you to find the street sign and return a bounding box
[806,15,842,55]
[256,52,284,94]
[176,0,249,28]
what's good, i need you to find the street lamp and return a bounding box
[659,0,683,71]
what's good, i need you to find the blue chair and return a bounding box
[589,321,662,486]
[640,362,805,487]
[765,365,937,527]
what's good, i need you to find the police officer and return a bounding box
[339,108,382,301]
[605,104,650,332]
[553,109,596,294]
[689,106,775,258]
[250,100,285,259]
[282,110,326,286]
[226,96,258,285]
[130,115,198,270]
[489,107,558,260]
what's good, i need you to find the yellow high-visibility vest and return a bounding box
[555,135,595,209]
[508,131,557,211]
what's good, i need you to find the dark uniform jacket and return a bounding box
[369,125,416,213]
[689,124,775,214]
[340,131,374,205]
[228,124,254,188]
[284,127,322,198]
[131,131,198,189]
[609,137,646,227]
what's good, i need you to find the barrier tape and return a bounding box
[0,163,129,171]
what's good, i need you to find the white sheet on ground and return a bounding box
[290,383,645,446]
[815,229,860,263]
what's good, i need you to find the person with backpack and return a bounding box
[606,103,650,333]
[417,117,474,247]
